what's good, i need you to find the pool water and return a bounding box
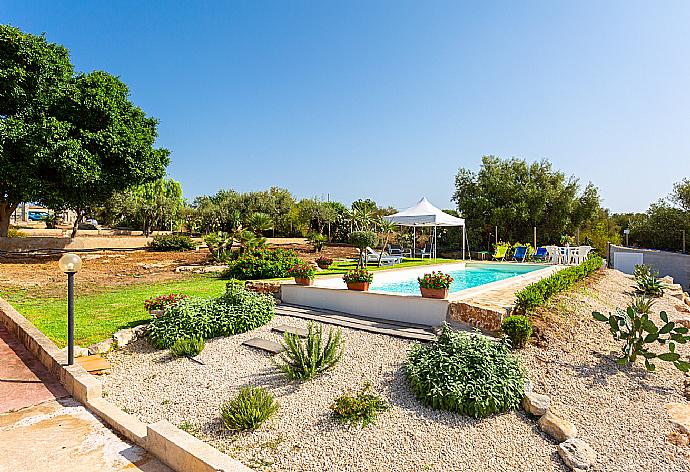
[369,264,544,295]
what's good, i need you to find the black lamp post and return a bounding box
[59,253,82,365]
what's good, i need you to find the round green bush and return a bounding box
[501,315,533,349]
[147,281,275,348]
[405,324,525,418]
[148,234,195,251]
[348,231,378,251]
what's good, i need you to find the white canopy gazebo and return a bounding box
[383,197,466,259]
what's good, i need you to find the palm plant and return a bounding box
[246,212,273,236]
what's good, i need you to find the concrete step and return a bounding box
[272,324,309,337]
[242,337,284,354]
[275,304,437,342]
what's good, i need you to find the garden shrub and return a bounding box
[147,281,275,348]
[170,336,205,358]
[331,382,389,427]
[148,234,196,251]
[222,248,301,279]
[635,275,665,298]
[501,315,533,349]
[221,386,279,431]
[7,225,24,238]
[275,322,344,380]
[514,255,603,312]
[405,324,525,418]
[308,232,328,252]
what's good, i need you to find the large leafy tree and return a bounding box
[452,156,600,249]
[0,25,169,237]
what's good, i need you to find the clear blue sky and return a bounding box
[4,1,690,212]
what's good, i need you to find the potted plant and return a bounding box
[316,256,333,269]
[343,269,373,291]
[288,260,316,286]
[417,271,453,299]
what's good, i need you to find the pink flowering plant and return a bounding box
[288,260,316,279]
[316,256,333,268]
[343,269,373,284]
[417,272,454,290]
[144,293,189,311]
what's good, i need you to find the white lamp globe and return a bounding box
[59,253,82,273]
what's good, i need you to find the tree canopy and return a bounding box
[452,156,600,249]
[0,25,169,236]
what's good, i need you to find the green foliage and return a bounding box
[275,323,344,380]
[148,234,195,252]
[593,300,690,372]
[221,386,279,431]
[307,232,328,252]
[287,260,316,279]
[405,324,525,418]
[501,315,533,349]
[147,281,274,348]
[0,25,169,237]
[6,225,24,238]
[633,264,656,280]
[636,275,666,298]
[515,255,603,312]
[222,248,301,279]
[342,269,373,284]
[418,271,454,290]
[331,382,389,427]
[170,336,205,358]
[203,231,233,262]
[348,231,378,250]
[452,156,600,252]
[246,212,273,235]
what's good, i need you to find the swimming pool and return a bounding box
[369,264,545,295]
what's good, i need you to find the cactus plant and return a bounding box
[593,300,690,372]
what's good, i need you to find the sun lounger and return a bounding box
[512,246,528,262]
[366,247,402,265]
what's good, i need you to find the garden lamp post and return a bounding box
[59,253,82,365]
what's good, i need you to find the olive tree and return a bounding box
[0,26,169,237]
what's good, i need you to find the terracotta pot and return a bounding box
[294,277,314,286]
[346,281,370,291]
[420,287,449,299]
[317,262,331,269]
[148,309,165,318]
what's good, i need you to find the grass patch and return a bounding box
[0,275,227,348]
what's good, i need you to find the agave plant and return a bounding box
[635,275,665,298]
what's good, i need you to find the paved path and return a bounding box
[0,325,171,472]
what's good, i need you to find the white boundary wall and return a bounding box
[610,245,690,289]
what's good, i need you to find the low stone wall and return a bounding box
[0,298,251,472]
[0,236,155,251]
[447,300,508,333]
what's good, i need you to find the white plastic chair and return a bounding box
[575,246,591,264]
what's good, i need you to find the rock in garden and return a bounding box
[558,438,596,471]
[133,324,148,337]
[523,378,534,394]
[676,317,690,329]
[112,328,135,348]
[88,339,113,355]
[522,391,550,416]
[538,410,577,442]
[665,403,690,435]
[60,345,89,357]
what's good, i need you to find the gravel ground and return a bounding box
[104,269,690,471]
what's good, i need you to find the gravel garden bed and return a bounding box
[104,270,690,471]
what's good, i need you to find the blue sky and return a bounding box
[4,1,690,212]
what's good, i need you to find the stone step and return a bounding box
[75,355,111,375]
[242,337,284,354]
[272,324,309,337]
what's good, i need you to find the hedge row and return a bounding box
[514,255,603,312]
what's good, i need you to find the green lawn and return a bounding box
[0,257,458,348]
[1,275,228,348]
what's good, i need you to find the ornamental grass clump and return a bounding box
[221,386,279,431]
[417,271,454,289]
[405,324,525,418]
[170,336,205,358]
[331,382,389,427]
[501,315,533,349]
[275,322,344,380]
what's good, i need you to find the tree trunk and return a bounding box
[0,202,19,238]
[71,211,84,238]
[378,233,390,267]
